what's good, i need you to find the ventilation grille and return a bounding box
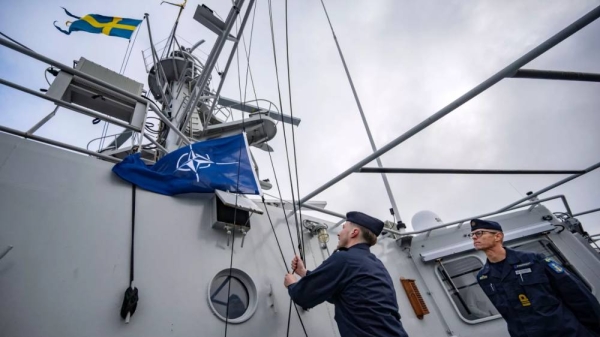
[400,278,430,319]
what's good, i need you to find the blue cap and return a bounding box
[470,219,503,232]
[346,211,385,236]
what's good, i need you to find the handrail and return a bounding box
[87,130,135,151]
[0,36,191,146]
[572,207,600,218]
[0,125,121,163]
[297,5,600,207]
[0,77,141,132]
[386,195,572,238]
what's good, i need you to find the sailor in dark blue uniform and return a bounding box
[471,218,600,337]
[284,211,409,337]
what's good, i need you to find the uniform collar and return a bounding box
[351,243,370,250]
[504,247,521,264]
[484,247,522,281]
[344,243,370,251]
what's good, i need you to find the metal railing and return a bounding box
[292,4,600,229]
[0,36,193,163]
[318,194,572,237]
[87,131,136,152]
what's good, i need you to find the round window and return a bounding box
[208,268,257,323]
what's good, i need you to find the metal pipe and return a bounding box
[0,31,31,50]
[290,194,573,238]
[0,125,121,163]
[143,134,168,154]
[87,130,134,151]
[498,161,600,212]
[298,5,600,205]
[189,39,206,53]
[281,194,574,237]
[329,218,347,230]
[589,233,600,238]
[136,109,147,153]
[319,0,401,221]
[0,36,190,147]
[301,203,346,219]
[183,0,246,126]
[573,207,600,218]
[145,14,171,104]
[0,77,140,132]
[147,101,191,145]
[393,195,571,237]
[510,69,600,82]
[291,203,401,235]
[204,0,257,130]
[358,167,585,175]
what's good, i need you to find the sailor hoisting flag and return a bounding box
[54,7,142,39]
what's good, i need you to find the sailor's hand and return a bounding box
[284,273,297,288]
[291,255,307,277]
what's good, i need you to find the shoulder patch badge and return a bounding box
[546,259,564,274]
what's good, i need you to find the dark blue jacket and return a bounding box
[477,248,600,337]
[288,243,409,337]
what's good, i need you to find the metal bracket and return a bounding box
[193,5,238,41]
[240,229,247,248]
[0,245,13,261]
[27,106,58,135]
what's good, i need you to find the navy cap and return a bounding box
[346,211,385,236]
[470,219,503,232]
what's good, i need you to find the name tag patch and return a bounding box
[515,268,532,276]
[515,262,532,268]
[515,267,532,281]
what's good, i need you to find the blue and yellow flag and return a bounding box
[54,8,142,40]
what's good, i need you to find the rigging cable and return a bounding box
[119,186,139,321]
[266,0,303,262]
[223,12,251,337]
[99,20,143,152]
[120,18,144,75]
[285,0,305,263]
[161,0,187,60]
[232,1,308,335]
[266,1,310,336]
[241,0,301,269]
[283,0,308,334]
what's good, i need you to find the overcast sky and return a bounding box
[1,0,599,235]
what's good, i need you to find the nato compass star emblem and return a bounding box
[175,145,237,182]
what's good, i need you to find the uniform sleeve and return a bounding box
[287,253,348,309]
[543,256,600,335]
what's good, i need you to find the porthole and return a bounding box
[208,268,258,323]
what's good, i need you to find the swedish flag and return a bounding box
[54,8,142,40]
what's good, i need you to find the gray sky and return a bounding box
[1,0,599,235]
